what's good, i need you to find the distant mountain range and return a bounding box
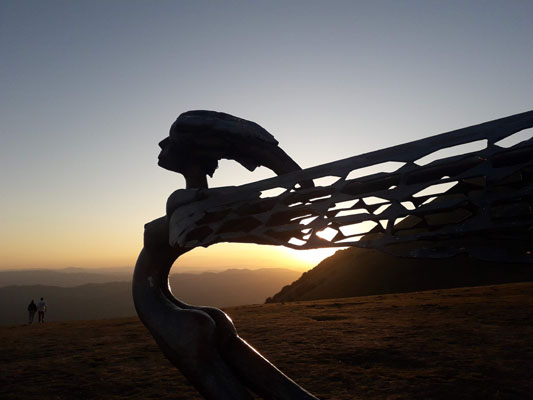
[6,243,530,326]
[0,267,301,325]
[266,247,533,303]
[0,267,133,287]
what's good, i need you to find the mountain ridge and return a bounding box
[266,247,533,303]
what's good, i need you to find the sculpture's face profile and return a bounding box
[157,137,171,165]
[158,135,215,189]
[158,137,181,172]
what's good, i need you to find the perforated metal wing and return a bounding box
[168,111,533,263]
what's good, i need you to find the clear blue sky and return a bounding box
[1,0,532,270]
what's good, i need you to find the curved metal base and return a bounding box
[133,217,319,400]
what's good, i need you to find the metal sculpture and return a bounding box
[134,111,319,400]
[134,110,532,399]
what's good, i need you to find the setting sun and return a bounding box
[171,243,342,273]
[279,246,342,268]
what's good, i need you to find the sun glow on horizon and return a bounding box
[172,242,342,272]
[278,246,342,267]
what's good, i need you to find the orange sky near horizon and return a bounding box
[0,235,339,272]
[0,158,340,272]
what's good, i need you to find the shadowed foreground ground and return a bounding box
[1,282,531,399]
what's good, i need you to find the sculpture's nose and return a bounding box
[158,137,170,151]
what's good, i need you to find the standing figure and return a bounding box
[27,300,37,324]
[38,297,47,323]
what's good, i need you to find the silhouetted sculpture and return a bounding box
[134,109,532,399]
[134,111,319,399]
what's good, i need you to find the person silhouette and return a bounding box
[27,299,37,324]
[37,297,47,323]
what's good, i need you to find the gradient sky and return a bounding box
[1,0,532,271]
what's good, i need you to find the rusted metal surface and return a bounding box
[168,110,533,263]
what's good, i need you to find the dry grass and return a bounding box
[1,282,532,399]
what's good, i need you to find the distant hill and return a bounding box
[266,247,533,303]
[0,268,300,325]
[0,267,133,287]
[169,268,300,307]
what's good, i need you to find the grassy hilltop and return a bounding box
[1,282,532,400]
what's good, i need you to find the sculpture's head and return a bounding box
[158,134,219,188]
[158,110,306,189]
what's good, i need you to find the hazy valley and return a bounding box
[3,248,532,327]
[0,267,133,287]
[0,267,301,325]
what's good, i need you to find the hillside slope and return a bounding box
[1,282,531,400]
[267,247,533,303]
